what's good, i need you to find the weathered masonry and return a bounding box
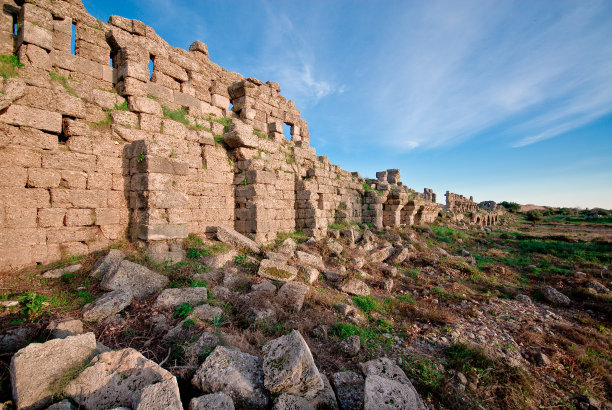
[1,0,495,271]
[445,191,500,226]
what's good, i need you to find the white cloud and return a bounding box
[371,0,612,150]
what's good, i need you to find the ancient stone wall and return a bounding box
[0,0,441,270]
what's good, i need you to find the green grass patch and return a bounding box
[113,100,129,111]
[173,303,194,319]
[162,105,189,126]
[49,71,78,97]
[0,54,23,79]
[352,295,378,313]
[275,230,308,245]
[430,225,468,243]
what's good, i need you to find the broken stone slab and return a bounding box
[216,226,261,253]
[327,240,344,257]
[339,335,361,357]
[42,264,82,279]
[258,259,298,282]
[46,399,73,409]
[384,247,411,265]
[153,287,208,310]
[277,238,297,255]
[363,374,426,410]
[299,265,320,284]
[266,251,290,262]
[47,319,84,339]
[370,246,394,263]
[330,371,364,410]
[276,282,309,312]
[339,279,370,296]
[262,330,324,397]
[296,250,325,270]
[273,394,315,410]
[380,264,398,278]
[309,373,339,409]
[188,304,224,322]
[100,260,168,298]
[252,280,277,294]
[190,392,234,410]
[91,249,125,279]
[82,290,133,322]
[191,346,269,409]
[64,348,175,409]
[203,249,237,269]
[359,357,426,410]
[133,377,183,410]
[10,333,98,410]
[541,285,571,307]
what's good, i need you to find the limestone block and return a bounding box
[133,377,183,410]
[128,96,162,115]
[257,259,297,282]
[10,333,98,410]
[330,371,364,410]
[19,21,52,50]
[64,348,175,409]
[82,290,133,322]
[0,105,62,133]
[262,330,324,396]
[100,260,168,298]
[153,287,207,310]
[191,346,268,409]
[276,281,309,312]
[216,226,260,252]
[189,40,209,57]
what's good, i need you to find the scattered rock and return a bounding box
[100,260,168,298]
[331,371,364,410]
[154,287,208,310]
[266,251,289,262]
[258,259,298,282]
[457,372,468,385]
[189,304,224,322]
[535,351,551,366]
[47,319,84,339]
[385,247,410,265]
[46,399,74,409]
[216,226,261,253]
[309,373,339,409]
[211,286,233,302]
[515,294,532,304]
[190,392,235,410]
[299,265,321,284]
[192,346,268,409]
[82,290,133,322]
[0,326,37,353]
[262,330,324,396]
[359,357,412,385]
[339,335,361,356]
[364,374,425,410]
[380,264,398,278]
[204,249,237,269]
[323,270,345,282]
[10,333,98,410]
[64,348,175,409]
[276,282,309,312]
[91,250,125,279]
[585,280,609,294]
[370,246,394,263]
[133,377,183,410]
[252,280,277,294]
[278,238,297,255]
[339,279,370,296]
[295,251,325,270]
[273,394,315,410]
[574,271,587,279]
[327,240,344,256]
[42,264,82,279]
[541,286,571,307]
[351,257,365,269]
[382,279,394,291]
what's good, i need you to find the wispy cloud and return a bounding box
[371,0,612,150]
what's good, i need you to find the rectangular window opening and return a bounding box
[70,22,76,55]
[283,122,292,141]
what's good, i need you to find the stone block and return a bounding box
[137,223,187,241]
[18,21,53,50]
[128,95,162,115]
[0,105,62,133]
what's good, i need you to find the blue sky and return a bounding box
[84,0,612,208]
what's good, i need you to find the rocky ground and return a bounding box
[0,210,610,409]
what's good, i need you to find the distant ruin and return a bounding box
[0,0,499,270]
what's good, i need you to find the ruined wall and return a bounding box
[0,0,440,270]
[444,191,501,226]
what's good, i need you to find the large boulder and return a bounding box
[339,279,370,296]
[100,260,168,298]
[82,290,133,322]
[370,246,394,263]
[154,287,208,310]
[10,333,98,410]
[64,348,177,409]
[295,251,325,270]
[258,259,298,282]
[309,374,339,409]
[541,286,571,307]
[384,247,411,265]
[262,330,324,397]
[276,282,309,312]
[190,392,235,410]
[360,358,426,410]
[216,226,261,252]
[192,346,268,409]
[91,249,126,279]
[330,371,364,410]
